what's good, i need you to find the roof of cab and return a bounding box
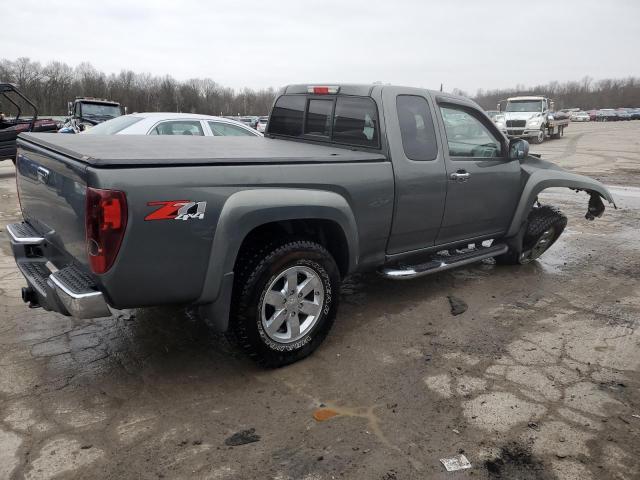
[280,84,475,107]
[283,84,378,96]
[507,96,546,101]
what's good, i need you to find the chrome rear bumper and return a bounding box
[6,221,111,319]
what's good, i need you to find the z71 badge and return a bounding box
[145,200,207,221]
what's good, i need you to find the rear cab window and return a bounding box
[268,93,380,149]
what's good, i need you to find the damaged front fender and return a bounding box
[506,156,616,237]
[586,191,606,220]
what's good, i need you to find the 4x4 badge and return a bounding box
[145,200,207,221]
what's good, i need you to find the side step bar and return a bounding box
[380,243,508,280]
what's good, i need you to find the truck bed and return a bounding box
[18,133,387,167]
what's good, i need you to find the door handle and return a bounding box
[36,166,50,184]
[450,170,470,182]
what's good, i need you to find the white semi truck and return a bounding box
[495,96,569,144]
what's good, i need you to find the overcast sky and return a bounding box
[3,0,639,93]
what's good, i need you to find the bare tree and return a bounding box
[4,57,638,116]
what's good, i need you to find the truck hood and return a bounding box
[503,112,542,121]
[18,133,386,167]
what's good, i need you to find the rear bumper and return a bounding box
[6,222,111,319]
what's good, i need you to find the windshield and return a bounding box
[83,115,143,134]
[81,102,121,119]
[505,100,543,113]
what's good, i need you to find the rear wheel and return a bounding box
[551,125,563,139]
[496,205,567,265]
[228,239,340,367]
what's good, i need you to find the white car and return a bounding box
[83,112,263,136]
[570,111,590,122]
[256,116,269,133]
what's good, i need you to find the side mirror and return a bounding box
[509,138,529,160]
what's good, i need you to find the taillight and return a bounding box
[307,85,340,95]
[85,187,128,274]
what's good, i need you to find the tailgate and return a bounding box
[16,136,89,267]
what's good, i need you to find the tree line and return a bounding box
[2,57,639,117]
[0,57,277,117]
[471,76,640,111]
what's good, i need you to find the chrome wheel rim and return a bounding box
[537,130,545,143]
[521,227,556,263]
[260,265,324,344]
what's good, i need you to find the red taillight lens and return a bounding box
[306,85,339,95]
[85,187,128,274]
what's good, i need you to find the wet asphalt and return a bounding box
[0,121,639,479]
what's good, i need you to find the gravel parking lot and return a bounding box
[1,122,639,480]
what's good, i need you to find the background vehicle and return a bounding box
[596,109,619,121]
[615,108,632,120]
[59,97,124,133]
[570,111,590,122]
[84,112,262,137]
[238,116,259,129]
[8,83,614,367]
[0,83,58,162]
[495,95,570,143]
[586,110,598,121]
[256,116,269,133]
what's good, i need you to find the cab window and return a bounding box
[305,99,332,137]
[269,95,306,137]
[396,95,438,161]
[268,94,380,148]
[439,106,501,158]
[332,97,379,147]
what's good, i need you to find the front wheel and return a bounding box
[228,239,340,367]
[531,127,545,144]
[496,205,567,265]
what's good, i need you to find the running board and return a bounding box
[380,243,508,280]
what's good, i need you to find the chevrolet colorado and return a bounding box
[7,84,615,366]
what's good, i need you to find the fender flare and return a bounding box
[197,188,359,305]
[506,169,616,238]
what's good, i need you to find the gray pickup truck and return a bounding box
[7,84,615,366]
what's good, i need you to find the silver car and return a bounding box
[83,112,263,136]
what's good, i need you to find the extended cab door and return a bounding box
[432,95,521,245]
[381,87,448,254]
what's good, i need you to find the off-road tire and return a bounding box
[227,239,340,368]
[496,205,567,265]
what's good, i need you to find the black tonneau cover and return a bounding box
[18,133,386,167]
